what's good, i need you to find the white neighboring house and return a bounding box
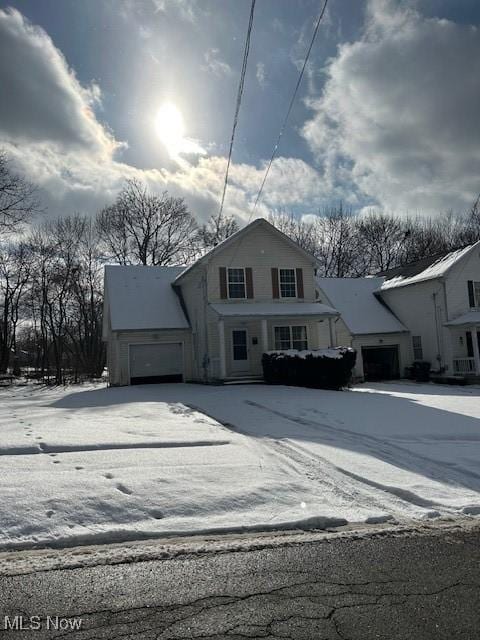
[316,277,409,381]
[103,218,339,385]
[376,242,480,379]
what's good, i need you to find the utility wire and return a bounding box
[216,0,256,225]
[251,0,329,215]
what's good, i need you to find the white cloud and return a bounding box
[0,7,330,227]
[302,0,480,216]
[256,62,266,88]
[202,48,232,77]
[151,0,198,23]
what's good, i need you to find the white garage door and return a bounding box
[129,343,183,383]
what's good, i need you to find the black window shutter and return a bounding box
[466,331,474,357]
[468,281,475,307]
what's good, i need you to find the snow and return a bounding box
[317,276,407,334]
[445,311,480,326]
[378,244,477,291]
[266,348,352,360]
[1,380,479,551]
[104,265,189,331]
[211,302,339,317]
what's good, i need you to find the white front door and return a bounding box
[231,329,249,374]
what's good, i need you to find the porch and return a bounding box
[209,302,340,380]
[445,312,480,377]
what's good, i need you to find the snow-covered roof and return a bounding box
[316,277,407,335]
[210,302,339,318]
[377,243,479,291]
[444,311,480,327]
[105,265,189,331]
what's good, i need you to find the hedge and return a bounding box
[262,348,356,390]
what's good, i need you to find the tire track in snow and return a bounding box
[245,400,475,518]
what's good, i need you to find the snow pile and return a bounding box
[266,348,353,360]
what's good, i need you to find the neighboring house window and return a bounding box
[227,268,246,299]
[279,269,296,297]
[274,326,308,350]
[467,280,480,308]
[412,336,423,360]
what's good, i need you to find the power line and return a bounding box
[216,0,256,224]
[251,0,329,216]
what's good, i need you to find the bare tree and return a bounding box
[0,150,40,234]
[199,213,239,251]
[0,242,32,372]
[96,179,198,266]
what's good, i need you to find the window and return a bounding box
[412,336,423,361]
[475,282,480,307]
[227,268,246,299]
[274,326,308,351]
[279,269,296,298]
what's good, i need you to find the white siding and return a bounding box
[207,224,316,303]
[445,247,480,318]
[380,280,445,371]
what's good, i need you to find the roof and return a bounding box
[444,311,480,327]
[316,277,407,335]
[174,217,317,283]
[105,265,189,331]
[378,243,479,291]
[210,302,339,318]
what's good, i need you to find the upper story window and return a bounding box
[468,280,480,308]
[227,268,246,299]
[279,268,297,298]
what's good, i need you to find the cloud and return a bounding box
[202,48,232,77]
[302,0,480,216]
[0,8,120,157]
[256,62,266,88]
[151,0,197,23]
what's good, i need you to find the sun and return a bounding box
[154,102,205,159]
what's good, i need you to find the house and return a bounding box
[377,242,480,380]
[317,242,480,381]
[103,218,339,385]
[316,277,409,381]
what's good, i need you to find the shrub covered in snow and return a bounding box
[262,348,356,390]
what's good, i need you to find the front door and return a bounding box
[231,329,249,374]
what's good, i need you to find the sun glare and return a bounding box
[155,102,204,159]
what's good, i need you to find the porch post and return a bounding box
[261,319,268,354]
[328,317,335,348]
[219,319,227,379]
[472,326,480,375]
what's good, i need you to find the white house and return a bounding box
[103,218,339,385]
[376,242,480,379]
[103,217,480,385]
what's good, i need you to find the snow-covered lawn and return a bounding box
[1,380,479,550]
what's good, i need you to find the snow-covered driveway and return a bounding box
[1,381,479,550]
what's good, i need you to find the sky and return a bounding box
[0,0,479,225]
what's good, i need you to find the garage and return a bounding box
[129,343,184,384]
[361,346,400,381]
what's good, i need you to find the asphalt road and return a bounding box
[1,525,479,640]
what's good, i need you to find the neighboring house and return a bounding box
[317,242,480,381]
[377,242,480,379]
[316,277,409,381]
[103,218,339,385]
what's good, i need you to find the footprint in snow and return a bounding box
[52,460,61,465]
[115,483,133,495]
[46,510,54,518]
[75,466,84,471]
[103,472,114,480]
[49,453,57,457]
[149,509,164,520]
